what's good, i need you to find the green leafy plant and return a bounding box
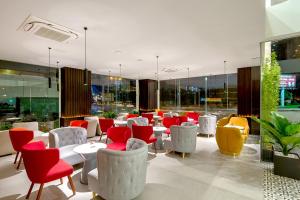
[102,111,117,119]
[261,52,281,121]
[252,112,300,156]
[131,109,139,115]
[0,122,12,131]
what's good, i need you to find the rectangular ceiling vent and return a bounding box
[18,15,79,43]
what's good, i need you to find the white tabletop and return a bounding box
[153,126,167,132]
[153,116,162,119]
[73,142,107,154]
[114,120,128,125]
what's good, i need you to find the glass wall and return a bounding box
[91,74,136,115]
[0,68,59,131]
[160,74,237,113]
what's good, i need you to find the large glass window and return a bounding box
[91,74,136,115]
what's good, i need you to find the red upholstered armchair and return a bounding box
[22,141,75,200]
[162,117,178,135]
[126,114,139,119]
[132,124,157,153]
[142,113,154,124]
[70,120,88,129]
[186,112,200,124]
[106,127,132,151]
[9,128,34,169]
[157,111,164,118]
[174,116,188,125]
[99,118,114,141]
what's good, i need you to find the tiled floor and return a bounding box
[0,136,263,200]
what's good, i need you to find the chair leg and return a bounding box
[14,152,19,164]
[99,132,103,141]
[17,154,22,169]
[68,175,76,195]
[182,152,185,159]
[36,183,44,200]
[105,137,108,144]
[60,178,63,184]
[154,143,157,154]
[26,182,34,199]
[92,192,96,200]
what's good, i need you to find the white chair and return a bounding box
[85,119,98,138]
[0,130,14,156]
[88,138,148,200]
[127,117,149,129]
[84,116,101,136]
[170,125,198,158]
[49,127,87,165]
[198,115,217,136]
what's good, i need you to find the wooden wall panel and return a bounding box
[61,67,92,121]
[139,79,157,112]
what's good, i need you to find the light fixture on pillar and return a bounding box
[83,26,88,86]
[48,47,52,88]
[56,61,59,91]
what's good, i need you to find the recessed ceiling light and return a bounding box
[137,59,143,61]
[114,50,122,54]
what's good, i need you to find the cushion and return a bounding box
[107,142,126,151]
[60,144,84,165]
[44,159,73,183]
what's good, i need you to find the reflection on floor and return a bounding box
[0,135,263,200]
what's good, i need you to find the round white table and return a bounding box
[114,120,128,127]
[153,126,167,150]
[73,142,107,184]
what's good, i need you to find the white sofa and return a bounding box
[49,127,87,165]
[88,138,148,200]
[170,125,198,158]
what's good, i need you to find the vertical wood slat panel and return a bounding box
[61,67,91,118]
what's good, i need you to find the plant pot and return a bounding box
[273,151,300,180]
[262,148,273,162]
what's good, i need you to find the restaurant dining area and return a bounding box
[0,0,300,200]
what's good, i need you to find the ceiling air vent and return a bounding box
[18,15,79,42]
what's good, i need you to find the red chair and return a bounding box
[106,127,132,151]
[126,114,139,119]
[142,113,154,124]
[157,111,164,118]
[186,112,200,124]
[177,116,188,125]
[99,118,114,141]
[162,117,178,135]
[70,120,88,129]
[9,128,34,169]
[22,141,75,200]
[132,124,157,153]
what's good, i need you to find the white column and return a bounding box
[157,80,160,110]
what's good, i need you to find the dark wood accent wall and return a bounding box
[139,79,157,112]
[60,67,92,126]
[237,66,261,135]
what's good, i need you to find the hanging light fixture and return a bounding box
[48,47,52,88]
[119,64,122,81]
[83,26,88,86]
[56,61,59,91]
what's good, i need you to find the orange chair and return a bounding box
[126,114,139,119]
[9,128,34,169]
[70,120,88,129]
[227,117,249,140]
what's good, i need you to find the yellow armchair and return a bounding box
[216,126,244,156]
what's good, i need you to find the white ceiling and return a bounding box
[0,0,265,80]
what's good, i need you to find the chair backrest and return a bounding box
[157,111,164,117]
[9,128,34,152]
[127,114,139,119]
[141,113,153,122]
[107,127,131,143]
[173,116,187,125]
[162,117,178,128]
[70,120,88,129]
[127,117,149,129]
[132,125,153,143]
[198,115,217,135]
[12,122,39,131]
[186,112,200,121]
[217,117,230,127]
[99,118,114,132]
[228,117,249,128]
[84,116,101,134]
[96,138,148,200]
[49,127,87,148]
[85,119,98,138]
[170,125,198,153]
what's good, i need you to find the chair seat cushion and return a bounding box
[60,144,84,165]
[44,160,73,183]
[165,128,171,135]
[107,142,126,151]
[147,137,157,144]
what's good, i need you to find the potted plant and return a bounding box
[102,111,117,119]
[252,112,300,179]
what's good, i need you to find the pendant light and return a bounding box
[48,47,52,88]
[56,61,59,91]
[83,26,88,86]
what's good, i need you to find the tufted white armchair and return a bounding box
[49,127,87,165]
[127,117,149,129]
[170,125,198,158]
[198,115,217,136]
[88,138,148,200]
